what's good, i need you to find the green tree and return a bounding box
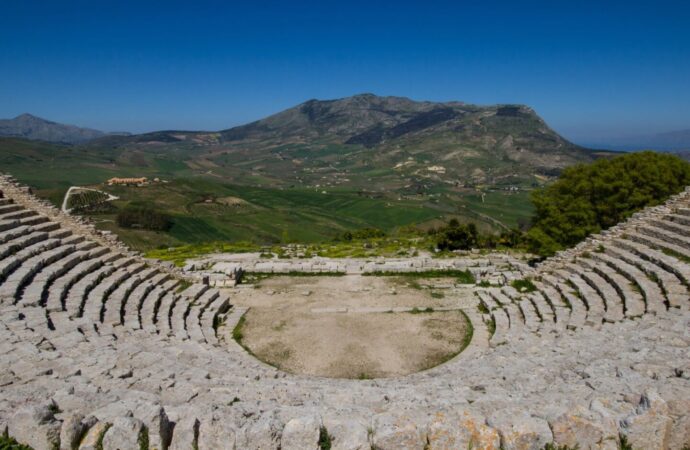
[528,151,690,256]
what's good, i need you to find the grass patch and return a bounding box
[661,247,690,263]
[232,315,246,344]
[486,315,496,338]
[318,426,333,450]
[511,278,537,293]
[430,291,445,299]
[365,269,475,284]
[0,435,33,450]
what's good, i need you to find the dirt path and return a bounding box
[229,275,474,378]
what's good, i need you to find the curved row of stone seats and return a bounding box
[476,188,690,339]
[476,289,509,346]
[605,242,687,308]
[577,257,646,317]
[0,187,234,350]
[477,227,689,339]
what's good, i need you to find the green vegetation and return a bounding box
[661,247,690,263]
[0,434,33,450]
[318,427,332,450]
[117,206,171,231]
[66,189,113,213]
[232,315,246,344]
[543,444,579,450]
[511,278,537,293]
[527,151,690,256]
[364,269,475,284]
[435,220,478,251]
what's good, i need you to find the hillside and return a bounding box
[0,113,109,144]
[92,94,595,190]
[0,95,612,249]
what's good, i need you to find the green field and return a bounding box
[0,137,539,253]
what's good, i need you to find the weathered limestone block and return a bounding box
[548,404,618,450]
[60,414,97,450]
[78,421,110,450]
[102,417,147,450]
[8,403,61,450]
[281,415,320,450]
[621,391,673,450]
[321,414,370,450]
[371,412,426,450]
[169,416,200,450]
[487,409,552,450]
[426,410,500,450]
[236,413,282,450]
[198,419,236,450]
[135,403,173,450]
[659,384,690,450]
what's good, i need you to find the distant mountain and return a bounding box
[0,114,116,144]
[8,95,610,192]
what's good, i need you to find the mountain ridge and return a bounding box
[0,113,132,144]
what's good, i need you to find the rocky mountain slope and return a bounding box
[0,113,109,144]
[91,94,597,190]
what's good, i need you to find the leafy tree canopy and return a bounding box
[527,151,690,256]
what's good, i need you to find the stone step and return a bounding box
[171,295,191,340]
[638,223,690,251]
[607,240,688,307]
[624,230,690,268]
[0,231,50,261]
[155,292,180,336]
[123,272,168,330]
[185,289,220,343]
[140,279,179,333]
[0,243,77,303]
[497,286,541,332]
[20,249,94,307]
[0,224,31,245]
[578,257,646,317]
[525,291,555,323]
[667,213,690,227]
[0,198,13,206]
[567,263,625,322]
[648,218,690,242]
[83,266,136,324]
[533,281,571,327]
[612,239,690,309]
[180,283,209,301]
[0,209,34,222]
[102,267,157,327]
[554,269,606,325]
[0,237,60,284]
[200,293,231,346]
[0,204,22,215]
[45,256,105,313]
[591,251,666,314]
[64,265,115,318]
[541,274,587,329]
[675,207,690,217]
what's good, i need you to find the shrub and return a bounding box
[436,222,478,251]
[117,206,171,231]
[527,151,690,256]
[511,278,537,293]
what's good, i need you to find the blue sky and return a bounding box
[1,0,689,146]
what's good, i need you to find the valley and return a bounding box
[0,94,611,252]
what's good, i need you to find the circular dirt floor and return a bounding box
[227,275,474,379]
